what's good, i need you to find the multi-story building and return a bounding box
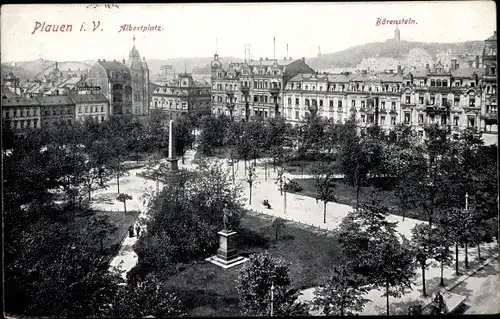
[36,95,76,127]
[481,31,497,133]
[211,53,315,120]
[150,72,211,120]
[2,96,42,130]
[87,37,149,117]
[283,69,403,128]
[401,60,484,138]
[70,93,110,123]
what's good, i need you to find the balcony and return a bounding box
[269,86,280,96]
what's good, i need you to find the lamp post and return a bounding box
[270,282,275,317]
[240,85,250,122]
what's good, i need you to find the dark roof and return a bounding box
[289,73,329,82]
[486,31,497,41]
[69,93,108,104]
[327,73,355,83]
[451,67,486,78]
[35,95,74,106]
[97,60,129,72]
[2,96,40,107]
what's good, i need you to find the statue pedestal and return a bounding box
[205,230,248,269]
[167,157,179,172]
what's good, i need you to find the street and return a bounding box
[460,257,500,314]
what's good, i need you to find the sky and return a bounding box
[1,1,497,63]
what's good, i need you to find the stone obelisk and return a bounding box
[167,119,179,171]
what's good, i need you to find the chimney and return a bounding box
[302,57,305,62]
[451,59,457,71]
[113,59,116,62]
[425,63,430,70]
[265,57,268,60]
[475,55,480,68]
[397,65,402,74]
[123,59,126,64]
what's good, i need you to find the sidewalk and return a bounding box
[106,149,197,279]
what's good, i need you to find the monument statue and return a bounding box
[222,204,233,231]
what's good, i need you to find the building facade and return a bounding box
[2,96,42,130]
[36,95,76,127]
[280,32,497,137]
[481,31,497,133]
[87,37,149,117]
[70,93,110,123]
[210,53,315,120]
[150,73,211,120]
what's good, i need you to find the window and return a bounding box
[27,120,31,128]
[79,106,83,113]
[34,119,38,128]
[469,97,476,107]
[361,101,365,108]
[391,102,396,110]
[368,115,374,123]
[430,97,435,105]
[295,110,299,119]
[264,96,268,103]
[13,110,17,117]
[405,96,411,104]
[443,80,448,87]
[86,107,89,113]
[467,115,475,127]
[391,117,396,125]
[319,100,323,107]
[380,116,386,124]
[442,98,447,107]
[5,111,9,118]
[68,109,71,114]
[419,96,424,104]
[101,106,104,112]
[305,85,309,90]
[352,100,356,107]
[288,98,292,105]
[381,101,386,109]
[67,119,72,125]
[101,116,105,122]
[319,86,323,91]
[254,95,258,103]
[431,79,436,86]
[296,98,299,105]
[361,114,366,122]
[27,109,31,117]
[418,114,424,123]
[312,86,316,91]
[404,112,411,123]
[338,100,342,108]
[330,100,334,107]
[453,116,459,126]
[305,99,310,107]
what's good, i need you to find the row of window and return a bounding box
[4,108,38,118]
[287,82,401,93]
[78,105,106,114]
[10,119,39,129]
[403,95,477,107]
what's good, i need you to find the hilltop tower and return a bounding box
[317,46,322,57]
[394,25,401,42]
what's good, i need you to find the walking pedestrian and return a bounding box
[135,224,141,237]
[128,225,134,237]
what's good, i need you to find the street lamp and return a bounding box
[270,282,275,317]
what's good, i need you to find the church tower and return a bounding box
[127,35,150,116]
[394,25,401,42]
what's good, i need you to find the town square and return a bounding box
[2,2,499,317]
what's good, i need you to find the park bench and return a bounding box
[420,292,467,315]
[262,199,272,209]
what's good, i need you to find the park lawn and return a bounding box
[73,209,140,265]
[289,178,426,221]
[284,159,339,177]
[158,211,343,317]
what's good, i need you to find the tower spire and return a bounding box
[133,35,136,47]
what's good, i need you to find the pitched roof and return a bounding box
[35,95,74,106]
[327,73,355,83]
[69,93,108,104]
[2,96,40,107]
[96,60,130,78]
[248,58,296,67]
[288,73,329,82]
[451,67,486,78]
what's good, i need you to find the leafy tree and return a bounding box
[246,163,258,205]
[236,252,309,316]
[174,115,196,164]
[117,193,133,212]
[312,264,369,316]
[411,223,441,296]
[312,163,338,224]
[102,274,185,318]
[90,215,118,253]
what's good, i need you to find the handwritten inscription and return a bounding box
[31,21,103,34]
[118,24,163,33]
[375,18,417,26]
[31,21,163,34]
